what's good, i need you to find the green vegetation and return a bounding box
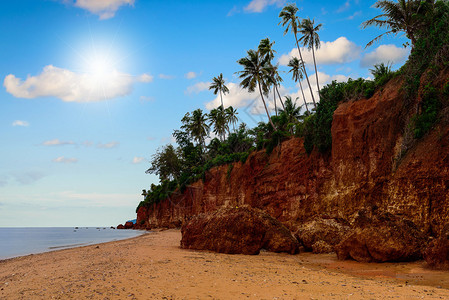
[138,1,449,212]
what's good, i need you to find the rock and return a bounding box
[181,206,300,255]
[335,211,426,262]
[295,218,349,252]
[117,224,125,229]
[124,221,134,229]
[312,240,334,254]
[424,237,449,269]
[424,225,449,269]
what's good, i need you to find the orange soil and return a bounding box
[1,229,449,299]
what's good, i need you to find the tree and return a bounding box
[237,49,277,130]
[361,0,429,48]
[288,57,310,114]
[279,95,302,124]
[180,109,209,148]
[279,4,316,107]
[369,62,393,80]
[299,17,322,95]
[258,38,283,115]
[209,73,229,107]
[208,106,228,141]
[145,144,182,181]
[225,106,238,133]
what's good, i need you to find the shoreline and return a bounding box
[0,230,149,263]
[1,229,449,299]
[0,227,147,261]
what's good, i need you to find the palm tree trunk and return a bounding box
[275,84,285,110]
[219,91,224,107]
[299,80,309,114]
[258,81,277,130]
[274,88,277,116]
[294,32,316,109]
[312,46,320,97]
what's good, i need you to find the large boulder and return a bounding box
[295,218,350,253]
[124,221,134,229]
[424,225,449,269]
[181,206,300,255]
[335,211,427,262]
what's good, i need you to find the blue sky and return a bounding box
[0,0,410,227]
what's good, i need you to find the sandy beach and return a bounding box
[1,229,449,299]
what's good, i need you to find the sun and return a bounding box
[86,55,115,81]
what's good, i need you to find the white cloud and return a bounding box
[292,71,350,106]
[227,5,240,16]
[97,141,119,149]
[185,71,199,79]
[52,157,78,163]
[185,82,210,95]
[139,96,154,102]
[205,82,259,111]
[244,0,285,13]
[12,120,29,127]
[360,44,409,68]
[347,10,362,20]
[42,139,75,146]
[159,74,175,80]
[279,37,361,68]
[4,65,151,102]
[336,0,351,13]
[132,157,145,164]
[138,73,153,83]
[74,0,134,20]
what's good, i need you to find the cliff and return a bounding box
[137,70,449,237]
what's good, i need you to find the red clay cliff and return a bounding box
[137,71,449,238]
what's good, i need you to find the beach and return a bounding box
[1,229,449,300]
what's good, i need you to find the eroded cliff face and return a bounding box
[137,72,449,236]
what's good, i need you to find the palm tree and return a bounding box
[279,95,302,125]
[225,106,238,133]
[288,57,310,114]
[189,109,210,148]
[299,17,322,95]
[361,0,428,48]
[237,49,277,130]
[258,38,285,116]
[208,106,228,141]
[209,73,229,107]
[279,4,316,107]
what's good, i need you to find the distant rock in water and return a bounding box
[117,224,125,229]
[181,206,300,255]
[295,218,349,253]
[335,210,426,262]
[124,221,134,229]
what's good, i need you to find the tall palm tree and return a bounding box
[225,106,238,133]
[237,49,277,130]
[209,73,229,107]
[189,109,210,148]
[288,57,310,114]
[208,106,228,141]
[361,0,427,48]
[279,4,316,107]
[258,38,285,115]
[299,17,322,95]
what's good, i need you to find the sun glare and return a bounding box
[87,55,115,80]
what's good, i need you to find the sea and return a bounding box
[0,227,145,260]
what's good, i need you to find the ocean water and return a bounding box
[0,227,145,260]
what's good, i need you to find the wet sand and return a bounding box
[1,229,449,299]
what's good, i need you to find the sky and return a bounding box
[0,0,411,227]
